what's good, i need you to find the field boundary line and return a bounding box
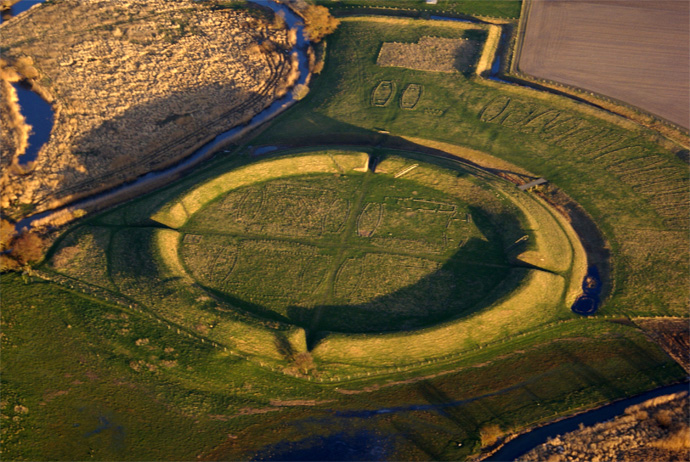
[506,0,688,144]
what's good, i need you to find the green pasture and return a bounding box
[255,16,689,318]
[316,0,522,19]
[3,8,689,461]
[2,273,684,460]
[43,150,586,373]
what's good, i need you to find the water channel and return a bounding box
[252,381,689,461]
[13,0,311,230]
[9,1,507,230]
[0,0,42,23]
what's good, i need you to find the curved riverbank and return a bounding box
[484,381,689,461]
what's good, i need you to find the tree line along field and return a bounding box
[2,7,689,461]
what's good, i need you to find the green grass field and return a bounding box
[255,16,689,318]
[316,0,522,19]
[43,150,585,373]
[2,273,683,460]
[179,170,511,333]
[2,8,688,461]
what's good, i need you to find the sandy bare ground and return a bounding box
[518,0,689,129]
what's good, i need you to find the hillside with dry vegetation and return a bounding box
[519,392,690,462]
[0,0,298,218]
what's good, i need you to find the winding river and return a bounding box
[10,1,509,231]
[14,0,311,231]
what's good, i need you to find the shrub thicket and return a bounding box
[302,5,339,43]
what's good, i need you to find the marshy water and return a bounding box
[12,82,54,166]
[570,265,602,315]
[252,382,689,461]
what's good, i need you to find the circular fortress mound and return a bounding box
[49,150,586,373]
[179,169,510,334]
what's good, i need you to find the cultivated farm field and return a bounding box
[518,0,690,129]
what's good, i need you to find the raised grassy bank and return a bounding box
[44,150,586,378]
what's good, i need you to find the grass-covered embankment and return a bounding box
[2,271,684,460]
[41,150,585,376]
[254,16,689,318]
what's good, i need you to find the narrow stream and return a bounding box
[486,381,689,461]
[253,381,688,461]
[10,3,509,230]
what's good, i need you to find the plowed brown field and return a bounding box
[518,0,689,129]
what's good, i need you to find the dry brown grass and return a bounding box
[480,424,504,448]
[0,219,16,251]
[520,392,690,462]
[11,231,45,264]
[0,0,296,216]
[0,74,29,167]
[652,425,690,452]
[301,5,339,43]
[377,36,479,73]
[475,24,501,77]
[655,409,674,428]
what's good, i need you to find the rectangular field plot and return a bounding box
[518,0,690,128]
[219,240,333,311]
[377,36,480,73]
[360,199,470,254]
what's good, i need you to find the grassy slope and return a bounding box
[255,17,689,317]
[1,274,684,460]
[42,150,587,375]
[3,11,688,462]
